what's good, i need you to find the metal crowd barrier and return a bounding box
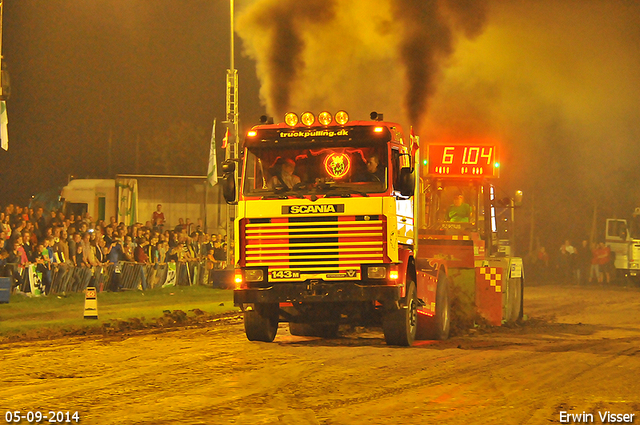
[0,260,227,294]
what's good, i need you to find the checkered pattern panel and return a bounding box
[480,267,502,292]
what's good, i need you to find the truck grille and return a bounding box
[243,215,385,272]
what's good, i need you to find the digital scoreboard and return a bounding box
[426,144,499,178]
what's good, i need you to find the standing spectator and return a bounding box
[81,232,98,267]
[67,230,77,261]
[21,231,35,263]
[0,248,9,268]
[134,238,150,263]
[590,242,603,283]
[152,204,165,232]
[156,241,167,263]
[558,245,571,281]
[174,218,186,233]
[53,235,67,264]
[576,240,592,285]
[44,236,56,264]
[105,237,123,264]
[34,243,52,294]
[13,236,29,266]
[536,247,549,281]
[122,236,134,261]
[166,242,183,262]
[598,242,612,284]
[206,248,216,275]
[103,226,114,246]
[560,240,576,283]
[74,244,87,267]
[213,239,226,269]
[94,238,107,265]
[1,213,11,240]
[60,230,71,265]
[32,207,47,240]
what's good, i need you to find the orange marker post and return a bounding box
[84,286,98,320]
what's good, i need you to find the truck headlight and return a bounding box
[368,266,386,279]
[244,269,264,282]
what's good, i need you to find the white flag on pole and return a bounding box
[0,101,8,151]
[207,118,218,186]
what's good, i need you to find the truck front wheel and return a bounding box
[382,280,417,346]
[244,303,279,342]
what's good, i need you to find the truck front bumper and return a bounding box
[234,281,402,305]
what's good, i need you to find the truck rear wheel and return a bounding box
[244,303,279,342]
[289,322,340,338]
[383,280,417,346]
[417,274,450,340]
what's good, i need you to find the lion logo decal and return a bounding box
[323,152,351,179]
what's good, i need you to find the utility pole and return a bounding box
[528,193,535,255]
[0,0,9,152]
[0,0,4,99]
[224,0,239,267]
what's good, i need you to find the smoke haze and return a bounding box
[237,0,488,127]
[237,0,640,246]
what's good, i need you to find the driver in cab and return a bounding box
[269,158,301,189]
[447,194,471,223]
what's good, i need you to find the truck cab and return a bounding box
[605,215,640,278]
[230,111,419,344]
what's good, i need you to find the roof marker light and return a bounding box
[335,110,349,125]
[301,112,315,126]
[284,112,298,127]
[374,127,384,133]
[318,111,332,126]
[247,130,257,137]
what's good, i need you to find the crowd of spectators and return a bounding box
[529,239,615,285]
[0,203,230,274]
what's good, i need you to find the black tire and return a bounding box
[383,279,418,346]
[289,322,340,338]
[417,274,450,340]
[518,278,524,321]
[506,277,523,323]
[244,303,278,342]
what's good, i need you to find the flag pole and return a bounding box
[205,119,218,233]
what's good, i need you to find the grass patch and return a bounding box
[0,285,237,337]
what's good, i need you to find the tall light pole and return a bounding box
[224,0,239,266]
[0,0,9,152]
[0,0,4,98]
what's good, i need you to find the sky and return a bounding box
[1,0,640,252]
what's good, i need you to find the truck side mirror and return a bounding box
[221,161,236,174]
[398,167,415,197]
[221,160,236,204]
[222,174,236,204]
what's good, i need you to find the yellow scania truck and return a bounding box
[222,111,523,345]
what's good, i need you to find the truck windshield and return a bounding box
[243,143,388,196]
[424,183,479,230]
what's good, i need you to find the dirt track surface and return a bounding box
[1,284,640,425]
